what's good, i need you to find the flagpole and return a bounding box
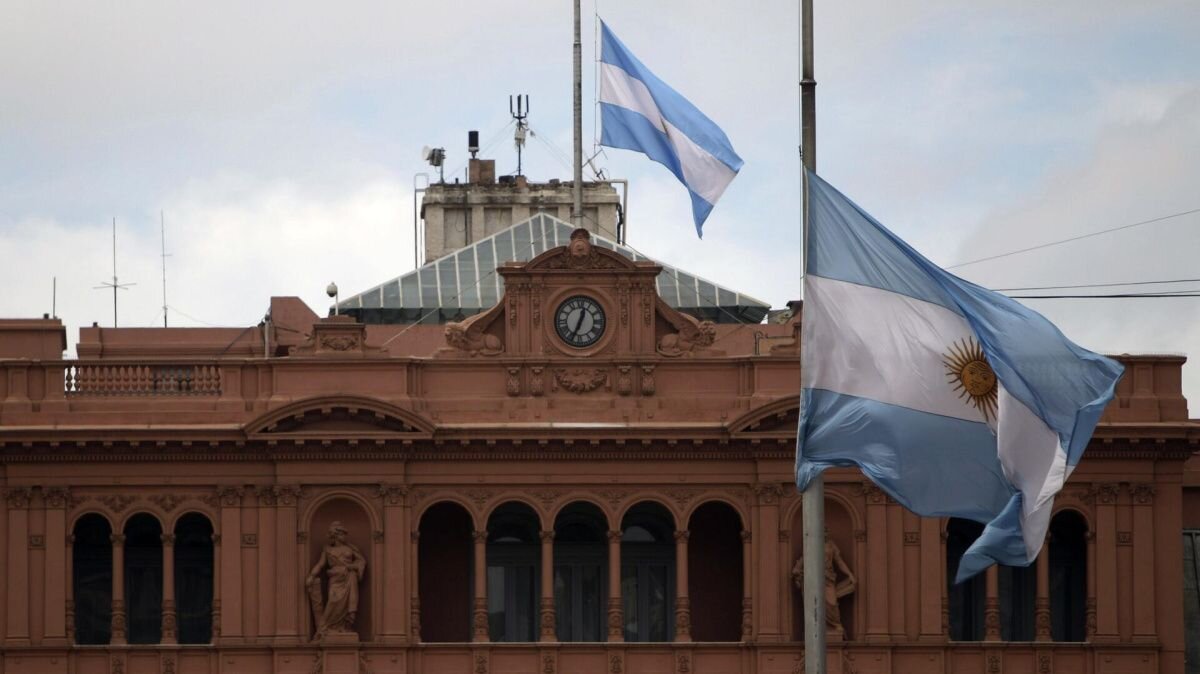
[799,0,826,672]
[572,0,584,226]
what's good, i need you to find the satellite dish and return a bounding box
[421,145,433,161]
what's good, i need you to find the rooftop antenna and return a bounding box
[52,276,57,319]
[160,210,171,327]
[93,217,135,328]
[510,94,529,176]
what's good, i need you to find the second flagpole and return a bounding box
[799,0,826,672]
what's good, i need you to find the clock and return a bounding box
[555,295,607,348]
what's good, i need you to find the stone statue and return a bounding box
[792,530,856,638]
[306,521,366,639]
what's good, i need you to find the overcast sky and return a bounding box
[2,1,1199,409]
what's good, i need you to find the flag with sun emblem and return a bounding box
[795,169,1124,582]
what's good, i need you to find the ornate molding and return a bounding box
[160,533,176,546]
[540,597,556,637]
[275,485,303,506]
[1094,483,1119,505]
[641,365,656,396]
[553,368,609,394]
[741,597,753,638]
[673,530,690,543]
[903,532,920,546]
[754,483,784,505]
[506,368,521,397]
[149,493,186,512]
[984,597,1001,641]
[1034,597,1051,641]
[860,482,886,505]
[472,597,489,639]
[44,486,71,509]
[5,487,33,509]
[242,533,258,547]
[607,598,623,639]
[216,486,244,507]
[472,530,488,543]
[110,533,126,545]
[28,534,44,549]
[674,596,692,639]
[539,530,556,543]
[374,483,409,506]
[741,529,752,543]
[100,494,138,513]
[1130,483,1155,504]
[1117,531,1133,546]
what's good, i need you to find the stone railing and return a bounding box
[64,362,222,396]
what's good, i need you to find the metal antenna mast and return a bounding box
[160,210,171,327]
[94,217,135,328]
[572,0,584,225]
[510,94,530,176]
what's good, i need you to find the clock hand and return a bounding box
[569,309,584,337]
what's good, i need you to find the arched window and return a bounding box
[688,501,743,641]
[1049,510,1087,641]
[72,514,113,644]
[124,513,163,644]
[999,563,1035,641]
[418,502,473,642]
[174,513,213,644]
[554,502,607,642]
[487,502,540,642]
[621,502,675,642]
[946,518,985,641]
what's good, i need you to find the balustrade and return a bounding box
[64,362,221,396]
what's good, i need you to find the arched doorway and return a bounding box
[688,501,743,641]
[1049,510,1087,641]
[554,501,607,642]
[72,514,113,645]
[621,501,675,642]
[487,501,540,642]
[418,501,473,642]
[174,513,214,644]
[124,513,163,644]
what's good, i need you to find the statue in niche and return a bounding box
[792,529,856,638]
[306,521,367,639]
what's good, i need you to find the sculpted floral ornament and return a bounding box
[307,521,366,640]
[554,368,608,393]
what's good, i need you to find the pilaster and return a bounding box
[674,529,691,642]
[110,533,126,645]
[862,482,888,642]
[275,485,302,643]
[472,529,488,642]
[1093,482,1119,641]
[217,486,244,642]
[377,484,407,641]
[43,487,69,645]
[753,483,783,640]
[607,529,623,642]
[1130,482,1156,641]
[5,488,32,645]
[540,530,556,642]
[161,533,177,644]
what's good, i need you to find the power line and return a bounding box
[1010,292,1200,299]
[945,206,1200,270]
[992,277,1200,292]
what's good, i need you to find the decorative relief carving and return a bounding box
[617,279,630,326]
[163,656,176,674]
[677,654,691,673]
[111,598,127,641]
[987,654,1001,673]
[530,367,545,397]
[255,486,278,506]
[29,534,44,549]
[1130,483,1155,504]
[553,368,608,393]
[741,530,752,543]
[1038,653,1051,674]
[754,483,784,505]
[598,490,628,508]
[160,533,176,546]
[860,482,886,505]
[275,485,303,506]
[44,486,71,508]
[742,597,753,637]
[410,596,421,640]
[1085,598,1096,639]
[472,530,488,543]
[472,597,489,638]
[854,529,866,542]
[540,597,556,637]
[1094,483,1119,505]
[374,484,408,506]
[903,532,920,546]
[101,494,137,513]
[540,229,623,270]
[641,290,652,326]
[150,494,186,512]
[1117,531,1133,546]
[1035,597,1051,640]
[212,598,222,638]
[674,596,692,638]
[641,365,656,396]
[984,598,1001,640]
[533,490,563,509]
[611,653,624,674]
[110,533,126,545]
[616,365,633,396]
[162,599,177,640]
[607,598,623,638]
[320,335,359,352]
[543,653,556,674]
[531,282,543,327]
[607,529,622,543]
[216,486,244,507]
[475,654,489,674]
[242,534,258,547]
[111,656,124,674]
[665,488,699,509]
[466,489,493,509]
[506,368,522,397]
[674,530,690,543]
[373,531,385,544]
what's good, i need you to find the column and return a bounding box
[161,533,177,644]
[753,484,783,640]
[1034,545,1051,642]
[379,485,407,640]
[43,488,68,644]
[1130,483,1156,641]
[1094,483,1118,641]
[5,488,31,644]
[606,529,623,642]
[410,532,421,641]
[918,517,942,640]
[274,486,300,643]
[863,483,889,642]
[217,486,243,642]
[741,530,753,641]
[65,534,75,644]
[111,533,126,645]
[984,566,1001,641]
[674,530,691,642]
[472,529,488,642]
[540,530,555,642]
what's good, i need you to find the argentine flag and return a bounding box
[796,170,1124,581]
[599,21,743,237]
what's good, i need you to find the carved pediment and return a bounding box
[290,316,384,358]
[730,399,800,435]
[525,228,639,272]
[245,396,434,437]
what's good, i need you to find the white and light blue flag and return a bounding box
[599,20,743,237]
[796,170,1124,581]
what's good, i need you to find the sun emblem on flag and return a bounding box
[943,337,998,421]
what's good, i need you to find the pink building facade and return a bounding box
[0,233,1197,674]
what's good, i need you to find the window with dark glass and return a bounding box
[124,513,163,644]
[946,518,985,641]
[687,502,743,641]
[487,502,540,642]
[73,514,113,645]
[1049,511,1088,642]
[621,503,675,642]
[418,502,474,642]
[998,563,1035,641]
[174,513,213,644]
[554,503,606,642]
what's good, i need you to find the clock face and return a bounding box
[555,295,607,348]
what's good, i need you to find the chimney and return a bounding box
[469,158,496,185]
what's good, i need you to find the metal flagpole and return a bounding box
[799,0,825,672]
[572,0,584,226]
